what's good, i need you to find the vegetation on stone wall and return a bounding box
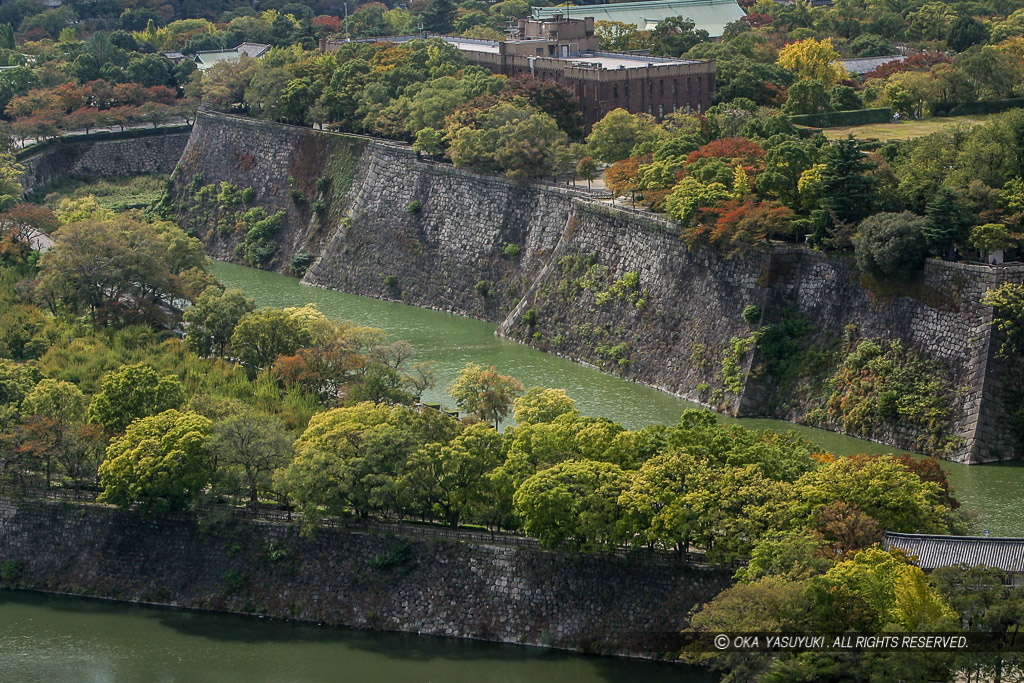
[808,337,965,455]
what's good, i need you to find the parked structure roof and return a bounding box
[532,0,747,38]
[884,532,1024,573]
[194,43,271,70]
[840,55,906,75]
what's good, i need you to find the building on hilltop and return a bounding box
[531,0,746,38]
[193,43,271,71]
[320,17,716,128]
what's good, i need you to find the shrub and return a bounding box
[407,200,421,214]
[0,560,22,583]
[291,251,314,277]
[853,211,929,280]
[312,198,327,214]
[289,189,306,205]
[522,308,538,326]
[475,280,490,297]
[743,305,762,325]
[787,108,892,128]
[241,187,255,203]
[315,176,331,194]
[503,243,522,259]
[383,274,398,288]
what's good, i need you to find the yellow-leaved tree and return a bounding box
[777,37,848,87]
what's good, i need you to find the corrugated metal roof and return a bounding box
[884,532,1024,572]
[532,0,747,38]
[840,55,906,75]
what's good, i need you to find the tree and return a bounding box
[813,136,880,244]
[184,287,256,357]
[20,378,88,488]
[776,37,847,86]
[586,109,661,163]
[88,363,185,434]
[796,455,951,533]
[576,156,599,190]
[757,139,816,208]
[279,402,459,521]
[413,127,443,157]
[513,459,630,550]
[420,0,455,34]
[618,450,709,556]
[230,307,312,374]
[97,410,213,515]
[211,409,292,505]
[782,79,830,115]
[449,362,523,428]
[400,422,503,526]
[512,387,578,426]
[947,15,989,52]
[853,211,929,280]
[650,16,709,58]
[970,223,1017,256]
[923,187,973,257]
[35,216,202,327]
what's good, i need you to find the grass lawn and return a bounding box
[822,114,993,142]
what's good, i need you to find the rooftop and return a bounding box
[532,0,747,38]
[357,35,700,69]
[840,55,906,75]
[884,532,1024,573]
[194,43,271,70]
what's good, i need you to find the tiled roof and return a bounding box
[884,532,1024,572]
[194,43,271,70]
[840,55,906,75]
[532,0,747,38]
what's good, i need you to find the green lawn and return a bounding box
[822,114,993,142]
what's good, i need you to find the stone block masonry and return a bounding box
[172,112,1024,463]
[0,498,732,658]
[18,128,191,196]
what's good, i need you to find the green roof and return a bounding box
[532,0,746,38]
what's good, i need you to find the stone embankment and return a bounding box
[167,112,1023,463]
[0,497,731,658]
[18,127,191,195]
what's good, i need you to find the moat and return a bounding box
[212,261,1024,537]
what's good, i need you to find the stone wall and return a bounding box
[19,128,191,195]
[0,498,731,658]
[173,112,1024,463]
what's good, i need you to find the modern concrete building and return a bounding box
[321,17,716,128]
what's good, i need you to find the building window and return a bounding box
[687,78,692,93]
[697,77,702,92]
[613,84,618,98]
[536,48,543,55]
[673,79,677,95]
[659,104,663,118]
[624,82,629,98]
[659,80,664,96]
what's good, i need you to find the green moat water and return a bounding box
[211,261,1024,537]
[0,591,709,683]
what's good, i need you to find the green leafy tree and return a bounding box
[513,459,630,550]
[230,307,312,374]
[969,223,1017,255]
[400,422,503,526]
[211,408,293,505]
[853,211,929,280]
[20,378,90,487]
[947,15,989,52]
[449,362,524,428]
[923,187,973,257]
[585,109,661,163]
[512,387,578,426]
[184,287,256,357]
[88,363,185,434]
[97,409,213,515]
[650,16,709,58]
[814,136,879,244]
[782,79,831,115]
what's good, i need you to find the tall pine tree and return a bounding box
[811,136,879,246]
[923,187,972,258]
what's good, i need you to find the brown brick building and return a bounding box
[321,17,716,129]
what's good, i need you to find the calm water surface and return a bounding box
[211,261,1024,536]
[0,591,708,683]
